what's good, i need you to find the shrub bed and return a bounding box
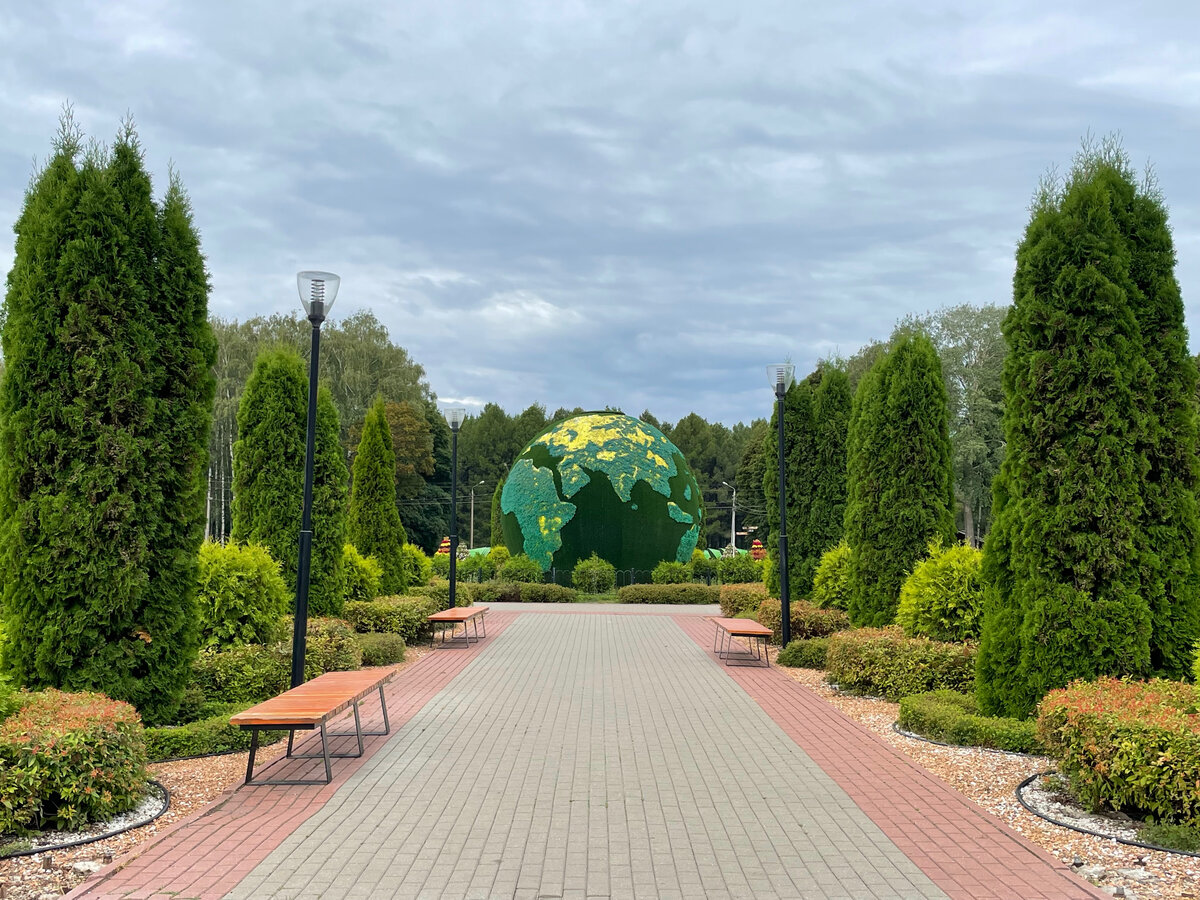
[344,596,441,644]
[777,638,829,669]
[717,553,761,584]
[825,627,976,700]
[143,703,287,762]
[719,583,767,618]
[617,584,719,604]
[756,598,850,644]
[356,632,407,667]
[1037,677,1200,828]
[898,690,1041,753]
[406,582,474,609]
[0,690,147,833]
[499,555,543,583]
[192,643,290,706]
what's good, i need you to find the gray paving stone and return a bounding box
[222,614,948,900]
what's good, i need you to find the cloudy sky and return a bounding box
[2,1,1198,425]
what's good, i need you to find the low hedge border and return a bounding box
[718,584,767,618]
[756,598,850,644]
[895,691,1042,755]
[144,704,287,763]
[616,584,719,604]
[824,627,976,700]
[776,638,829,670]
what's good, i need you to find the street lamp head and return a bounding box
[444,406,467,432]
[297,271,340,322]
[721,481,733,490]
[766,364,795,397]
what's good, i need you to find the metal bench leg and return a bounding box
[320,722,332,783]
[379,684,390,734]
[480,614,486,639]
[286,729,296,758]
[245,728,260,785]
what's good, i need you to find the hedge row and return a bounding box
[825,627,976,700]
[898,690,1041,754]
[719,583,767,618]
[776,638,829,669]
[357,633,407,666]
[0,690,147,833]
[1037,678,1200,828]
[344,596,441,644]
[616,584,719,604]
[756,598,850,644]
[143,703,287,762]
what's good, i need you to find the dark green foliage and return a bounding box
[717,553,761,584]
[284,617,361,675]
[348,398,409,594]
[776,638,829,669]
[762,376,817,597]
[0,119,216,724]
[1140,823,1200,854]
[195,541,290,649]
[896,541,984,642]
[808,367,852,561]
[143,703,286,762]
[652,561,690,584]
[406,582,473,608]
[755,598,850,644]
[718,583,768,618]
[977,143,1198,716]
[616,584,719,604]
[191,644,289,706]
[356,632,406,666]
[470,582,578,603]
[500,554,544,583]
[490,478,505,548]
[826,628,976,700]
[898,690,1041,753]
[811,541,852,610]
[400,543,432,587]
[309,386,348,616]
[343,544,384,604]
[478,546,509,580]
[845,335,955,627]
[343,596,440,644]
[573,553,616,594]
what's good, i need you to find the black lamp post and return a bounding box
[444,407,466,610]
[290,270,340,688]
[767,364,795,646]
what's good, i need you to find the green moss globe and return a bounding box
[500,412,704,574]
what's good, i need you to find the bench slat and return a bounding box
[230,668,397,728]
[710,617,773,638]
[427,605,489,623]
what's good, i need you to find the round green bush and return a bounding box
[500,554,544,584]
[480,546,510,580]
[652,560,690,584]
[195,541,290,650]
[718,553,761,584]
[690,550,719,583]
[356,632,407,666]
[431,552,451,578]
[455,553,483,582]
[896,541,984,642]
[343,543,384,604]
[812,541,852,610]
[573,553,616,594]
[777,638,829,669]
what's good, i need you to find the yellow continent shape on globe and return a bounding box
[533,413,678,502]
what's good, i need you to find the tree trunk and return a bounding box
[962,500,976,547]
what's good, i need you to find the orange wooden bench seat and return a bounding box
[230,668,397,785]
[710,616,772,667]
[427,605,489,649]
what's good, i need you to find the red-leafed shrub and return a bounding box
[0,690,147,833]
[1037,678,1200,828]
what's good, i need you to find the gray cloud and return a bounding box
[2,0,1199,424]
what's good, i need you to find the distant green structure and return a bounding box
[500,413,704,573]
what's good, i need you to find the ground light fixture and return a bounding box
[767,363,795,645]
[444,407,467,609]
[290,271,340,688]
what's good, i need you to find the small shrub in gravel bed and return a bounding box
[0,690,147,833]
[617,584,719,604]
[898,690,1041,753]
[143,703,286,762]
[1140,822,1200,854]
[825,627,975,700]
[777,638,829,670]
[719,583,767,618]
[1037,677,1200,828]
[756,598,850,644]
[344,596,441,644]
[356,632,407,666]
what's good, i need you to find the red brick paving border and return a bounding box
[66,611,520,900]
[674,615,1107,900]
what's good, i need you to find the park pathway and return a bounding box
[70,608,1103,899]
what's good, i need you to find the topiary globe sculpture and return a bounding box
[500,412,704,573]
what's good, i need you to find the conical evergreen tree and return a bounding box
[309,385,348,616]
[490,477,505,548]
[0,118,215,723]
[845,335,954,626]
[348,398,409,594]
[763,372,821,597]
[808,366,851,558]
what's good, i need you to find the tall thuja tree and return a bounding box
[490,477,505,548]
[762,374,819,597]
[808,366,851,558]
[349,398,408,594]
[308,385,348,616]
[845,335,954,626]
[977,155,1151,716]
[0,119,215,723]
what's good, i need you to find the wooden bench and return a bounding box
[427,605,489,649]
[710,617,772,667]
[229,668,396,786]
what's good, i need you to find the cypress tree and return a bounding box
[309,385,348,616]
[808,366,851,558]
[0,119,215,723]
[762,374,818,597]
[348,398,409,594]
[845,335,954,626]
[490,477,505,548]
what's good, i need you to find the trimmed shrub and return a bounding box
[812,541,853,610]
[719,583,768,618]
[455,553,483,582]
[652,560,690,584]
[0,690,147,833]
[520,583,578,603]
[143,703,286,762]
[777,638,829,669]
[191,644,289,706]
[718,553,762,585]
[196,541,290,650]
[500,554,544,584]
[287,617,362,675]
[690,551,718,583]
[431,551,451,579]
[356,632,407,667]
[479,546,510,581]
[896,541,984,643]
[825,628,976,700]
[756,598,850,644]
[401,543,433,587]
[1037,677,1200,827]
[407,581,473,609]
[573,553,616,594]
[343,544,384,604]
[617,584,718,604]
[344,596,440,644]
[899,690,1041,753]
